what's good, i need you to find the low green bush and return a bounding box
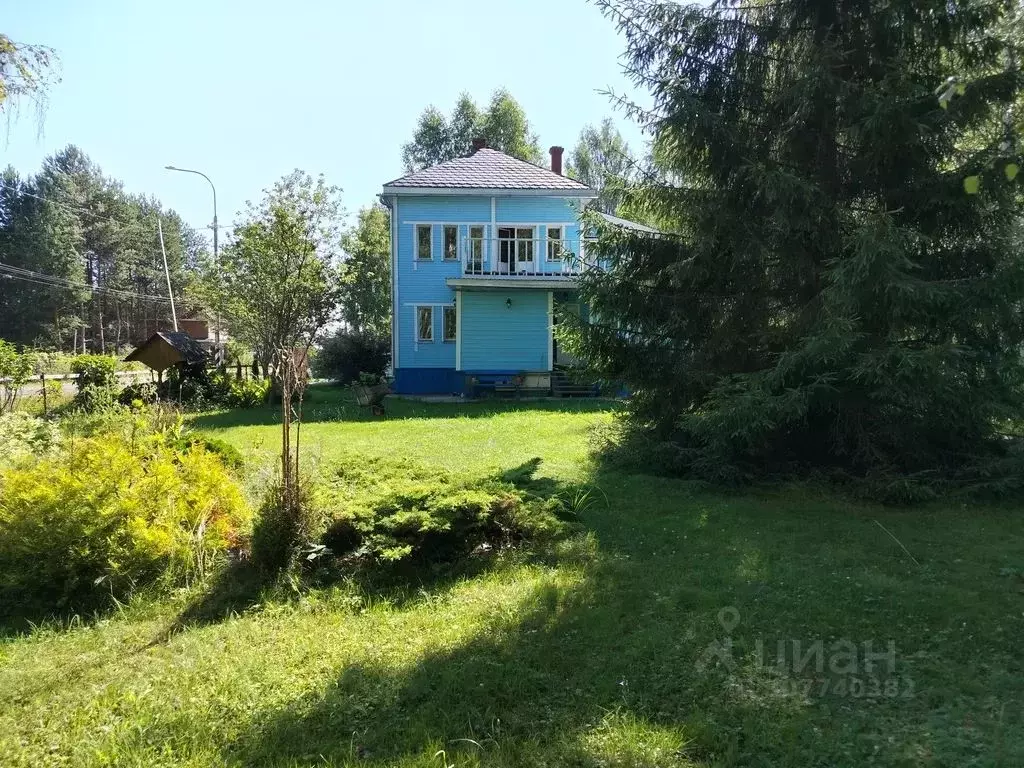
[0,412,60,464]
[70,354,117,389]
[173,434,245,470]
[70,355,120,412]
[0,427,251,615]
[118,381,158,406]
[159,369,270,410]
[319,454,572,565]
[74,382,119,413]
[251,480,324,574]
[0,340,34,414]
[223,376,271,408]
[313,330,389,385]
[33,352,141,375]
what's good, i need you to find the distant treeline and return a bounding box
[0,145,205,352]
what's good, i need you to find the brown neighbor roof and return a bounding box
[124,331,210,372]
[382,148,593,193]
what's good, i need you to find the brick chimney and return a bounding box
[549,146,564,175]
[471,137,487,152]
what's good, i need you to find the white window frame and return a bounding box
[467,225,485,272]
[416,224,433,261]
[442,225,459,261]
[547,226,563,262]
[442,305,457,342]
[496,225,536,273]
[415,305,434,343]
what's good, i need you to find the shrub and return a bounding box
[251,480,324,574]
[71,354,117,389]
[0,341,34,414]
[174,434,245,470]
[158,369,270,410]
[357,371,385,386]
[160,365,212,408]
[319,454,571,565]
[70,355,119,412]
[74,383,120,413]
[34,352,135,375]
[118,381,158,406]
[0,429,250,615]
[314,330,389,385]
[0,412,60,464]
[224,376,271,408]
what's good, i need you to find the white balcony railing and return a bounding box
[460,237,584,277]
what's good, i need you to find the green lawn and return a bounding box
[1,386,1022,767]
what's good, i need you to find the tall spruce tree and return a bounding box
[572,0,1024,498]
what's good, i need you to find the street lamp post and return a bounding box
[164,165,221,350]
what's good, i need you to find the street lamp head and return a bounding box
[164,165,178,171]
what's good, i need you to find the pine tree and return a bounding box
[572,0,1024,498]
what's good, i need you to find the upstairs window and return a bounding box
[547,227,563,261]
[443,305,457,342]
[416,306,433,342]
[416,225,432,260]
[443,225,458,260]
[468,225,484,272]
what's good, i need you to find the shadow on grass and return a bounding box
[0,604,93,641]
[218,547,818,767]
[0,586,135,640]
[163,560,274,633]
[166,555,518,637]
[205,468,1024,767]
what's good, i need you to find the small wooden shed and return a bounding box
[124,331,211,374]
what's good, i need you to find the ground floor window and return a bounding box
[443,305,457,341]
[416,306,433,342]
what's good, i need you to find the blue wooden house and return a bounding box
[380,141,597,395]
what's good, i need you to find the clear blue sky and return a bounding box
[3,0,646,238]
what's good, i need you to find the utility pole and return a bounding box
[157,216,178,331]
[164,165,220,353]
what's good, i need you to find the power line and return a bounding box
[0,262,173,303]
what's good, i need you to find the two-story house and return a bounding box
[381,141,596,395]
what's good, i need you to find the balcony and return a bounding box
[447,235,585,289]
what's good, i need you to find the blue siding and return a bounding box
[398,196,491,222]
[393,368,463,395]
[461,290,551,371]
[495,197,582,223]
[392,194,576,385]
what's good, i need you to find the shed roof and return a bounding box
[383,148,593,194]
[124,331,210,372]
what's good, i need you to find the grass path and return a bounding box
[1,388,1022,766]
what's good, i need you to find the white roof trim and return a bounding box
[382,185,596,198]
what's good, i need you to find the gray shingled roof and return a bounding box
[125,331,210,368]
[159,332,210,365]
[383,149,593,192]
